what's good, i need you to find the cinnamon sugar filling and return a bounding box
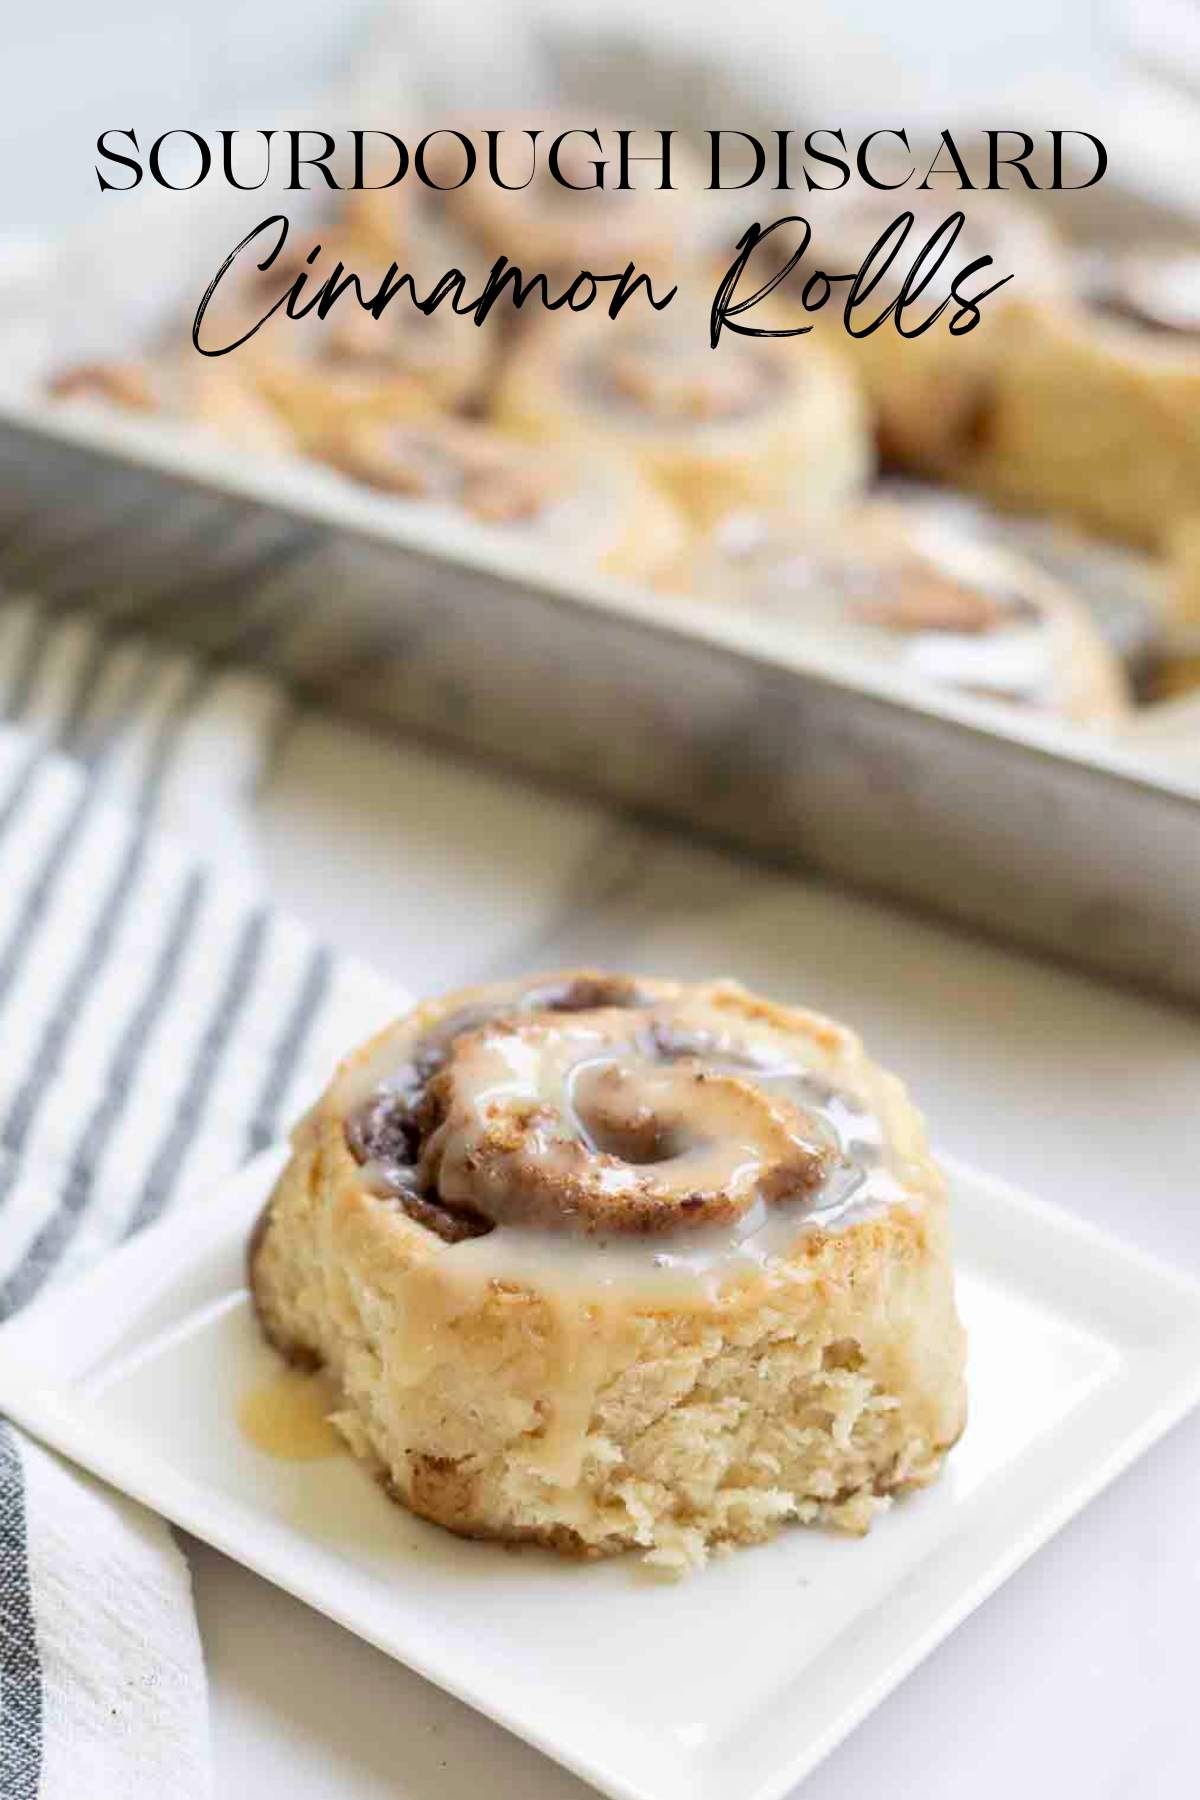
[345,975,895,1249]
[328,418,561,520]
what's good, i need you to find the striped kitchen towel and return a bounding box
[0,605,398,1798]
[0,588,292,878]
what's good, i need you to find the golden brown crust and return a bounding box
[800,189,1070,473]
[247,1199,322,1370]
[952,300,1200,556]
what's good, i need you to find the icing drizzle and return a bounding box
[342,975,919,1300]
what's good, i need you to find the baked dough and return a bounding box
[954,296,1200,557]
[675,498,1130,723]
[250,971,967,1572]
[320,415,685,582]
[234,201,497,427]
[245,294,488,449]
[47,356,293,457]
[491,302,871,531]
[798,189,1070,471]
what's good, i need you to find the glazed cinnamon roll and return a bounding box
[320,415,685,582]
[491,306,871,531]
[250,972,967,1572]
[681,500,1129,723]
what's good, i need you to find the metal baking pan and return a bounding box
[0,395,1196,1008]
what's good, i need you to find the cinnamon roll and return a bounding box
[320,415,685,582]
[249,972,967,1572]
[953,291,1200,558]
[679,500,1130,723]
[47,355,292,456]
[793,189,1069,472]
[490,306,871,531]
[245,279,489,451]
[235,205,496,427]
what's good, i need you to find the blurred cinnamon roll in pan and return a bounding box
[950,291,1200,563]
[790,188,1070,474]
[240,234,498,444]
[491,300,871,532]
[679,499,1130,724]
[320,415,685,582]
[48,354,293,456]
[249,971,967,1573]
[854,237,1200,572]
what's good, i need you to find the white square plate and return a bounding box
[0,1148,1196,1800]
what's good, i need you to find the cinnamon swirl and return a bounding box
[249,972,967,1572]
[679,500,1130,723]
[234,207,496,428]
[490,306,871,532]
[244,297,478,450]
[319,415,685,582]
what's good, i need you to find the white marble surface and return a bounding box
[180,705,1200,1800]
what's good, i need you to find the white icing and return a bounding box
[718,516,1066,706]
[344,979,924,1306]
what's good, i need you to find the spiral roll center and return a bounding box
[345,978,887,1242]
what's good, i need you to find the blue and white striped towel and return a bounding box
[0,593,397,1798]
